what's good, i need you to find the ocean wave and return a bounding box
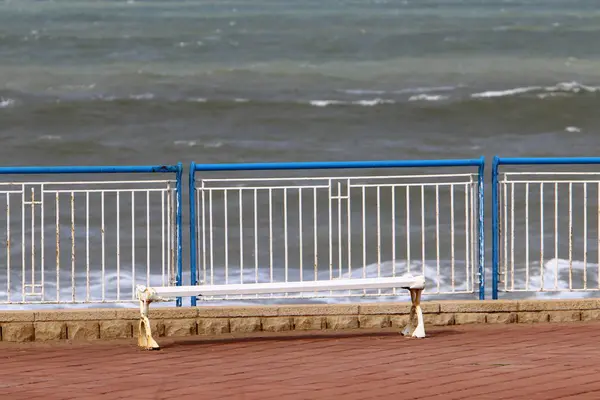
[408,94,449,102]
[309,98,394,107]
[0,97,15,108]
[471,81,600,99]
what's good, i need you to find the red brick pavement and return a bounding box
[2,322,600,399]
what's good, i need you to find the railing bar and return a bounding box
[224,191,228,285]
[584,183,588,289]
[328,180,332,282]
[464,183,469,291]
[347,179,352,279]
[131,191,135,299]
[209,190,214,285]
[503,182,508,291]
[377,186,381,279]
[101,192,105,301]
[313,187,318,282]
[362,186,367,280]
[450,184,455,291]
[540,183,544,291]
[71,191,75,302]
[299,188,303,282]
[166,185,171,285]
[239,189,243,284]
[337,182,342,279]
[284,187,289,283]
[146,190,150,287]
[40,185,44,300]
[422,185,426,278]
[254,189,258,283]
[569,182,573,290]
[510,182,515,291]
[555,182,559,290]
[201,173,476,183]
[525,182,529,290]
[30,188,34,299]
[86,192,90,301]
[268,188,273,284]
[201,188,206,286]
[406,186,411,274]
[6,193,10,302]
[598,182,600,290]
[435,185,440,293]
[118,192,121,298]
[54,191,59,303]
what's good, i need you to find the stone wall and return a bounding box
[1,299,600,342]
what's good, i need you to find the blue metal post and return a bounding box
[175,162,183,307]
[477,157,485,300]
[491,156,500,300]
[189,162,198,307]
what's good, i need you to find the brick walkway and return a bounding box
[2,322,600,399]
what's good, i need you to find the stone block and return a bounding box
[440,300,518,313]
[454,313,486,325]
[197,318,230,335]
[0,311,35,322]
[359,315,390,329]
[293,316,325,331]
[424,313,455,326]
[230,317,262,333]
[35,310,116,322]
[100,321,133,339]
[164,319,197,337]
[279,304,359,316]
[34,322,67,341]
[486,313,517,324]
[517,312,549,324]
[549,311,581,323]
[199,306,277,318]
[133,319,165,338]
[518,299,600,312]
[582,310,600,321]
[326,316,359,330]
[2,323,35,342]
[261,317,292,332]
[390,315,410,329]
[67,322,100,340]
[359,302,439,315]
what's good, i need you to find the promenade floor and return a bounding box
[2,321,600,399]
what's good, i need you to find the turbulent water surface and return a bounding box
[1,0,600,307]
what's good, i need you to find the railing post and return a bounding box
[478,156,485,300]
[491,156,500,299]
[176,162,183,307]
[189,162,198,307]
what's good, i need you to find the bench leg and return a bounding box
[401,288,426,338]
[138,299,160,350]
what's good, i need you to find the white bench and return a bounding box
[135,275,426,350]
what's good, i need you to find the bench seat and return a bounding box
[136,275,426,350]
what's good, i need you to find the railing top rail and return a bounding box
[495,156,600,166]
[0,164,182,175]
[192,157,485,172]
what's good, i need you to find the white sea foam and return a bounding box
[408,94,448,101]
[471,81,600,99]
[471,86,541,98]
[309,99,394,107]
[0,97,15,108]
[565,126,581,133]
[38,135,62,141]
[129,93,155,100]
[174,140,197,147]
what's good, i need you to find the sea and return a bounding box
[1,0,600,309]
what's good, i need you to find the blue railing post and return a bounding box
[189,162,198,307]
[491,156,500,300]
[478,156,485,300]
[176,162,183,307]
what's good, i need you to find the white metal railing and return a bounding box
[0,180,178,304]
[193,172,480,300]
[498,172,600,293]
